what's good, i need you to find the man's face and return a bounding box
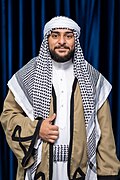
[48,29,75,63]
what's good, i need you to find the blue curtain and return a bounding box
[0,0,120,179]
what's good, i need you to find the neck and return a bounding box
[52,58,73,70]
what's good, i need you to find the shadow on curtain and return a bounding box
[0,0,120,179]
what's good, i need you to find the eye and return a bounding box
[51,33,59,39]
[66,33,74,39]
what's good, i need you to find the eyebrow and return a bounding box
[51,30,74,34]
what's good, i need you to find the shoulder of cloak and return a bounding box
[12,56,38,105]
[84,60,112,109]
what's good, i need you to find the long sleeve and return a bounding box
[97,100,120,179]
[0,90,42,169]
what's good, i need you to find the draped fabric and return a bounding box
[0,0,120,179]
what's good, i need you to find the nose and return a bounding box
[58,35,66,45]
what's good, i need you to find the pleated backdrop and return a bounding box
[0,0,120,179]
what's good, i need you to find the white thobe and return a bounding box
[52,59,74,180]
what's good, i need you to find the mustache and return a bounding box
[54,45,70,50]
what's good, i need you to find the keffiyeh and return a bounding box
[44,16,81,37]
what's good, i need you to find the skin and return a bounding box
[39,114,59,143]
[48,29,75,62]
[39,29,75,143]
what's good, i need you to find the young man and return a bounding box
[0,16,120,180]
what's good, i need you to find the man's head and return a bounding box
[48,29,75,63]
[43,16,80,63]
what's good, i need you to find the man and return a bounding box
[0,16,120,180]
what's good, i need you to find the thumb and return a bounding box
[48,113,56,123]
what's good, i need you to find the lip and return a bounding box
[55,47,69,51]
[56,48,68,53]
[58,48,67,50]
[55,46,69,49]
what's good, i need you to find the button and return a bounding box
[61,90,64,93]
[61,105,64,107]
[60,78,63,81]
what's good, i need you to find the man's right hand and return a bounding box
[39,114,59,143]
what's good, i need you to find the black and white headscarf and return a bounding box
[9,16,112,180]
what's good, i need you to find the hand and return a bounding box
[39,114,59,143]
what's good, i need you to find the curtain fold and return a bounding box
[0,0,120,179]
[18,0,23,68]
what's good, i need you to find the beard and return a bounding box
[49,45,74,63]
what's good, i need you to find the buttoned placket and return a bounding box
[53,68,68,130]
[52,60,74,143]
[52,60,74,180]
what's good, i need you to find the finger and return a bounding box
[48,130,59,136]
[48,135,59,143]
[49,135,58,140]
[42,134,58,143]
[49,125,59,131]
[47,113,56,123]
[49,139,56,144]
